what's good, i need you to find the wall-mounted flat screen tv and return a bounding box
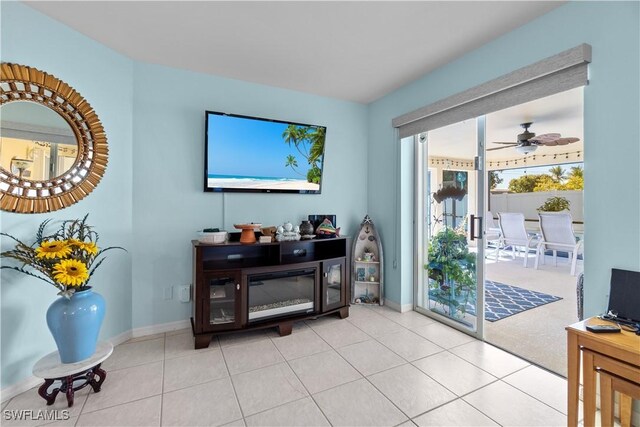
[205,111,326,194]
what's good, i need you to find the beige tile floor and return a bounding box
[3,305,574,427]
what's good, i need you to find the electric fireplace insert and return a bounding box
[248,268,316,322]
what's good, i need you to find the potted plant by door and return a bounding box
[1,215,124,363]
[425,227,476,319]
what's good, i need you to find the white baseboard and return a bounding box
[131,319,191,338]
[108,329,133,347]
[1,319,191,404]
[384,299,413,313]
[0,376,41,405]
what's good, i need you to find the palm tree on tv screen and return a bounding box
[282,125,325,184]
[285,154,300,175]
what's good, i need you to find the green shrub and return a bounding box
[537,196,570,212]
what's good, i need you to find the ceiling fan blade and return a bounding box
[553,137,580,146]
[487,145,515,151]
[538,137,580,146]
[531,133,561,143]
[490,142,518,145]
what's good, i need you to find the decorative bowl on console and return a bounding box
[198,230,228,244]
[234,223,262,244]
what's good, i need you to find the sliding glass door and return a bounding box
[415,118,486,337]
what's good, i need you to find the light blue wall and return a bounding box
[131,63,368,328]
[0,3,368,390]
[0,2,133,388]
[368,1,640,313]
[2,0,638,393]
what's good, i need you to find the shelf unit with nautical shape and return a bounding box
[351,215,384,305]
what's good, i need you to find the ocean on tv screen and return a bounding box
[206,112,326,193]
[207,174,320,191]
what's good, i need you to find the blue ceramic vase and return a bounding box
[46,287,105,363]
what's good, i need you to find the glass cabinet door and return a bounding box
[323,259,346,312]
[204,272,241,330]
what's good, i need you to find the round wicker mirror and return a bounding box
[0,63,108,213]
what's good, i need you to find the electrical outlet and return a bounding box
[163,286,173,300]
[179,285,191,303]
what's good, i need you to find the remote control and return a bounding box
[586,324,621,333]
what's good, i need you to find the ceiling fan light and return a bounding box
[515,145,537,155]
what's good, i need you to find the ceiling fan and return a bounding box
[488,122,580,155]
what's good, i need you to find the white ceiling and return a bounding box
[24,1,563,104]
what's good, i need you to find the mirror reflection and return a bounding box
[0,101,78,180]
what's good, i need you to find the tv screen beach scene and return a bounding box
[207,113,326,193]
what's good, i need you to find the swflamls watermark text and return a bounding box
[3,409,70,421]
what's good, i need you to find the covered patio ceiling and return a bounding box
[427,87,584,163]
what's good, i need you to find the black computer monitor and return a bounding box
[608,268,640,323]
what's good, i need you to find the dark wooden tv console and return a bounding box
[191,236,351,349]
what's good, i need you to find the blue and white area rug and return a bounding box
[467,280,562,322]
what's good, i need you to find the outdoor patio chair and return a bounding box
[497,212,538,267]
[485,211,501,260]
[534,212,583,276]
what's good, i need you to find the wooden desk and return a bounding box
[598,369,640,427]
[566,317,640,426]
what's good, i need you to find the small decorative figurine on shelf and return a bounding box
[315,218,340,239]
[260,226,277,242]
[299,220,315,239]
[275,221,301,241]
[357,289,380,304]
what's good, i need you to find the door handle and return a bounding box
[469,215,483,241]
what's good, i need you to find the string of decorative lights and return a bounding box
[488,150,582,168]
[428,158,474,169]
[427,150,582,170]
[33,140,77,154]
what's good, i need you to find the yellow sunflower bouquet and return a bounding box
[1,215,124,298]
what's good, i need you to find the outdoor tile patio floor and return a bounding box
[484,251,582,376]
[3,305,574,427]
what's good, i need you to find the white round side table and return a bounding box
[32,341,113,407]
